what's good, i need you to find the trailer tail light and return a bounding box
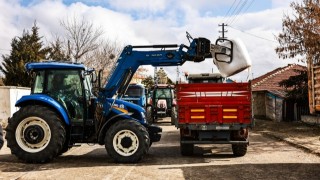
[191,116,205,119]
[223,116,237,119]
[223,109,237,112]
[191,109,205,112]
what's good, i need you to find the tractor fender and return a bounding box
[15,94,70,125]
[97,112,134,145]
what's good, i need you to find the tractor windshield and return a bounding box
[155,88,172,99]
[125,86,144,97]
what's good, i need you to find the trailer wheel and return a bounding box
[146,106,153,124]
[105,120,150,163]
[180,137,194,156]
[170,107,177,125]
[232,144,247,157]
[6,105,66,163]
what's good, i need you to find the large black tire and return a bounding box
[6,105,66,163]
[146,106,153,124]
[170,106,177,125]
[232,144,247,157]
[58,139,71,155]
[180,137,194,156]
[0,125,4,150]
[105,120,150,163]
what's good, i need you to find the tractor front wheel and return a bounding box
[105,120,150,163]
[146,106,153,124]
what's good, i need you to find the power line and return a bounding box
[243,0,255,14]
[220,0,237,24]
[228,0,248,25]
[229,0,255,25]
[224,0,242,24]
[229,25,278,43]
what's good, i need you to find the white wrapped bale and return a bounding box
[212,38,251,77]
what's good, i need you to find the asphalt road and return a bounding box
[1,118,320,180]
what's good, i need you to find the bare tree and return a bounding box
[60,16,104,62]
[275,0,320,63]
[275,0,320,114]
[83,40,123,84]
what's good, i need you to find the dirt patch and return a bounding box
[254,119,320,156]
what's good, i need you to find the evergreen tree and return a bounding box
[279,69,308,104]
[47,37,69,61]
[0,22,49,87]
[141,75,154,89]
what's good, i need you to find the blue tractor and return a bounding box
[121,84,147,108]
[5,34,235,163]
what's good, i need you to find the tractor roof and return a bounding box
[26,61,86,72]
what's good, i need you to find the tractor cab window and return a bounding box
[125,86,144,97]
[46,70,84,121]
[83,74,94,101]
[33,71,45,94]
[47,70,82,96]
[156,89,171,99]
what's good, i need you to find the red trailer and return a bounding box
[175,74,253,156]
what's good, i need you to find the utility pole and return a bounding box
[154,67,158,85]
[218,23,228,40]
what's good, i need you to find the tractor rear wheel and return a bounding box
[105,120,150,163]
[6,105,66,163]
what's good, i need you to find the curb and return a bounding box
[259,131,320,157]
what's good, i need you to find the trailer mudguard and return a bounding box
[15,94,71,125]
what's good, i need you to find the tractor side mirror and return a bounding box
[98,69,103,88]
[91,71,97,83]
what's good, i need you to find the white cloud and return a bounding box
[0,0,305,83]
[107,0,167,13]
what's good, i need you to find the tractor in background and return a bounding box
[146,84,176,124]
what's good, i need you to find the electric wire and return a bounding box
[229,0,255,25]
[229,25,278,43]
[220,0,237,24]
[227,0,248,25]
[224,0,242,24]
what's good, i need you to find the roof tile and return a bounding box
[252,64,307,92]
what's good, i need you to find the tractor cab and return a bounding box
[29,62,95,125]
[187,73,225,84]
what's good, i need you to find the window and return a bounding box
[125,86,144,97]
[33,71,45,94]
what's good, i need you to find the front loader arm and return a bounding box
[103,38,212,98]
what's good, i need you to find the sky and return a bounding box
[0,0,304,82]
